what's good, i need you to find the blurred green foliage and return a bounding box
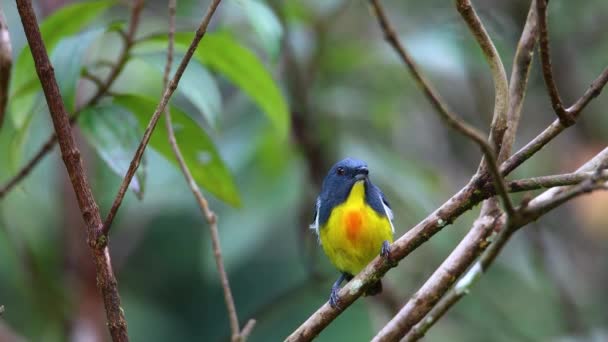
[1,0,608,341]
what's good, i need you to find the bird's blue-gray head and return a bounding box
[321,158,369,197]
[316,158,370,222]
[312,158,393,232]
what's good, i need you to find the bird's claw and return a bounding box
[329,286,341,309]
[381,240,391,260]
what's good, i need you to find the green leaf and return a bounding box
[136,54,222,129]
[139,32,289,139]
[80,104,146,198]
[8,99,43,172]
[233,0,284,58]
[112,94,240,206]
[10,0,116,128]
[52,28,105,111]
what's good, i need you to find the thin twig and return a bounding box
[371,215,498,341]
[286,2,541,339]
[403,147,608,341]
[498,1,539,161]
[455,0,509,158]
[0,7,11,130]
[536,0,574,126]
[567,67,608,114]
[0,0,144,199]
[454,0,513,271]
[500,65,608,177]
[405,178,607,341]
[101,0,223,237]
[368,0,515,217]
[373,4,544,338]
[160,0,252,340]
[537,0,608,125]
[14,0,128,340]
[507,170,608,192]
[82,69,106,89]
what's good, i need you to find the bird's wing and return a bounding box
[309,197,321,238]
[379,190,395,233]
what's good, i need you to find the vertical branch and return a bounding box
[101,0,223,236]
[498,1,539,161]
[537,0,608,124]
[455,0,509,155]
[373,2,540,340]
[454,0,511,225]
[160,0,254,340]
[14,0,128,340]
[0,7,11,129]
[404,148,608,341]
[536,0,574,126]
[368,0,514,216]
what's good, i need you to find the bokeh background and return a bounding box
[1,0,608,341]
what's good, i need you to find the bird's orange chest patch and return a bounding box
[345,210,364,242]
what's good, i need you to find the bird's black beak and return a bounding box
[354,166,369,181]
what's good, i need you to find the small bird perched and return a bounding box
[311,158,394,308]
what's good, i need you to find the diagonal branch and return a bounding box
[286,1,605,339]
[404,149,608,341]
[537,0,608,125]
[536,0,574,125]
[506,170,608,192]
[372,3,540,340]
[0,0,144,199]
[15,0,128,340]
[160,1,254,340]
[0,7,11,130]
[455,0,510,158]
[498,0,539,162]
[101,0,223,237]
[369,0,514,217]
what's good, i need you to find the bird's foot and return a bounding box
[329,286,341,309]
[381,240,391,260]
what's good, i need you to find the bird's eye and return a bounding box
[337,167,345,176]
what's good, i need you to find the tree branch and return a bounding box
[161,1,253,340]
[372,3,543,338]
[567,67,608,115]
[507,170,608,192]
[0,7,11,130]
[403,147,608,341]
[0,0,145,199]
[455,0,509,158]
[536,0,574,126]
[372,215,498,341]
[368,0,514,217]
[537,0,608,125]
[500,63,608,177]
[498,0,539,162]
[15,0,128,340]
[101,0,224,237]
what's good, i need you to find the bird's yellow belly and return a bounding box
[319,184,393,275]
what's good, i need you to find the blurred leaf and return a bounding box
[80,104,146,198]
[8,100,43,172]
[112,94,240,206]
[234,0,284,58]
[136,55,222,129]
[139,32,289,139]
[52,28,105,111]
[9,0,116,128]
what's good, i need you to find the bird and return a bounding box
[310,158,394,308]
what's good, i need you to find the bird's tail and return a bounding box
[364,279,383,296]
